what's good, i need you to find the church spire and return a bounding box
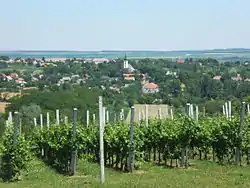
[124,53,127,60]
[123,53,128,69]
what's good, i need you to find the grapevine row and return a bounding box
[30,114,250,174]
[1,113,250,181]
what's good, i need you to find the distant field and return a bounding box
[1,49,250,60]
[0,92,22,100]
[126,104,171,122]
[0,102,9,113]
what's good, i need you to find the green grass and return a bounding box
[1,159,250,188]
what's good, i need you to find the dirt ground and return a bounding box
[0,102,9,113]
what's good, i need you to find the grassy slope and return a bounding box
[1,159,250,188]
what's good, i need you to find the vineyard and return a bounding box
[31,115,250,169]
[1,101,250,186]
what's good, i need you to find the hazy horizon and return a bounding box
[1,48,250,52]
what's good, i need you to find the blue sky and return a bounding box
[0,0,249,51]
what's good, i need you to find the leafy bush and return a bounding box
[32,124,87,174]
[0,127,30,182]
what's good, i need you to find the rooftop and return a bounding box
[144,82,159,89]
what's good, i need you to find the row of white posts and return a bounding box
[11,102,246,129]
[6,104,176,128]
[186,103,199,121]
[33,109,112,127]
[222,101,250,119]
[6,108,117,129]
[222,101,232,120]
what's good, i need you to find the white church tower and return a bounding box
[123,54,129,69]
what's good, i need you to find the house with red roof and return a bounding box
[142,82,159,94]
[213,75,221,80]
[10,73,19,78]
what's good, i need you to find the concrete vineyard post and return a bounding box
[114,113,116,123]
[186,103,190,116]
[121,108,124,121]
[40,114,44,156]
[20,117,22,135]
[190,104,194,118]
[182,103,190,168]
[119,111,122,121]
[103,107,106,125]
[106,110,109,123]
[225,102,228,119]
[40,114,43,129]
[145,104,149,128]
[34,117,37,127]
[9,111,13,125]
[239,102,246,158]
[247,104,250,116]
[46,112,50,128]
[99,96,105,184]
[64,116,68,124]
[228,101,232,121]
[86,110,89,127]
[93,114,96,123]
[185,103,190,168]
[56,109,60,125]
[5,120,9,127]
[70,108,78,176]
[223,105,225,115]
[235,102,246,165]
[170,108,173,120]
[195,105,199,121]
[128,106,135,173]
[7,117,10,125]
[166,106,169,117]
[13,111,19,146]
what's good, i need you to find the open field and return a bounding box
[0,102,9,113]
[126,104,170,122]
[2,49,250,60]
[1,159,250,188]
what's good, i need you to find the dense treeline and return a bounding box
[2,56,250,121]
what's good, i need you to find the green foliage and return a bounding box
[0,127,30,182]
[32,124,80,174]
[29,114,250,174]
[19,103,42,131]
[0,56,10,61]
[6,86,101,129]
